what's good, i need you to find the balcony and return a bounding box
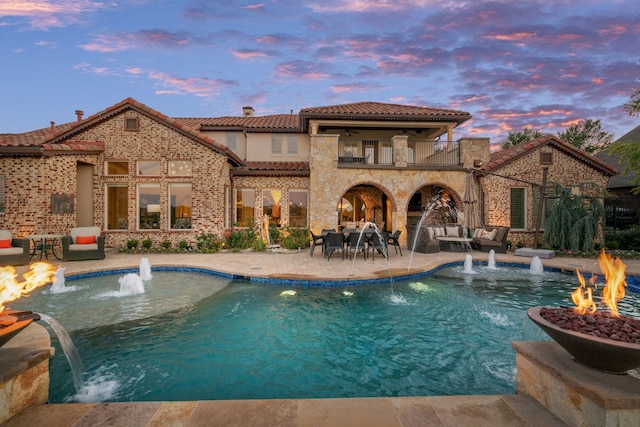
[337,139,460,167]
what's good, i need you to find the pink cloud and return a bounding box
[80,30,190,53]
[0,0,108,30]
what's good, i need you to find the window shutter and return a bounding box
[510,188,525,229]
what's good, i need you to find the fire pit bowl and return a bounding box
[527,306,640,374]
[0,310,41,347]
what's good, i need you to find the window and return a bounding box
[125,117,139,131]
[540,152,553,164]
[289,190,308,227]
[170,183,192,229]
[286,135,298,156]
[106,161,128,175]
[226,133,237,151]
[236,189,255,227]
[139,184,161,230]
[263,189,282,227]
[106,184,128,230]
[0,176,5,214]
[271,135,283,155]
[340,194,366,223]
[510,187,526,229]
[380,141,393,164]
[138,160,161,175]
[169,160,192,176]
[224,186,230,228]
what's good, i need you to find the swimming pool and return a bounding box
[10,264,640,403]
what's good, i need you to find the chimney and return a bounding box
[242,106,254,117]
[290,109,293,116]
[50,121,55,134]
[75,110,84,122]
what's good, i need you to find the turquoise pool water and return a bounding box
[10,265,640,403]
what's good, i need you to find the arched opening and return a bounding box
[407,184,458,226]
[338,184,393,231]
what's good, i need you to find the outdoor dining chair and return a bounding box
[387,230,402,256]
[324,232,346,260]
[346,231,367,260]
[309,230,324,257]
[367,231,389,260]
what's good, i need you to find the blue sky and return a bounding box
[1,0,639,144]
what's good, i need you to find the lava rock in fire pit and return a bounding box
[540,307,640,344]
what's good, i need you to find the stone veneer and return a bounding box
[308,134,490,244]
[513,341,640,427]
[0,323,52,424]
[480,145,610,247]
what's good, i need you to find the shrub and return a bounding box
[224,225,256,249]
[178,240,189,250]
[142,238,153,250]
[604,227,640,251]
[126,239,139,250]
[196,233,221,253]
[253,238,267,252]
[280,227,310,250]
[160,240,172,250]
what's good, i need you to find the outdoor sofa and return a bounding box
[471,225,510,254]
[0,230,30,266]
[61,226,106,261]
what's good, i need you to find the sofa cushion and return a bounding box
[488,229,498,240]
[0,239,12,248]
[445,226,459,237]
[0,230,12,240]
[0,247,23,255]
[493,227,507,243]
[69,243,99,251]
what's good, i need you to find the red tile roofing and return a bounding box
[482,134,617,176]
[177,114,300,132]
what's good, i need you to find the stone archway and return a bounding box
[406,184,461,227]
[338,182,396,231]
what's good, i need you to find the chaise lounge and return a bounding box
[61,226,106,261]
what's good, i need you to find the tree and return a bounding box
[557,119,614,154]
[501,127,543,149]
[544,185,604,252]
[624,82,640,117]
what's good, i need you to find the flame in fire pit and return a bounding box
[0,262,56,312]
[572,250,627,317]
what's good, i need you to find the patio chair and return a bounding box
[367,231,389,260]
[324,232,345,261]
[309,230,325,257]
[387,230,402,256]
[346,231,367,260]
[0,230,30,266]
[61,226,106,261]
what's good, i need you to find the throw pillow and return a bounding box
[0,239,11,248]
[445,226,459,237]
[433,227,445,237]
[76,235,96,244]
[480,230,492,239]
[488,229,498,241]
[473,228,485,238]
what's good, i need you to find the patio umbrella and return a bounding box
[463,171,482,231]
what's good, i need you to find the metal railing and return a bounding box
[337,139,460,167]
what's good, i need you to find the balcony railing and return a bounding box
[337,139,460,167]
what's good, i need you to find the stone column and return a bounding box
[309,134,341,232]
[392,135,408,168]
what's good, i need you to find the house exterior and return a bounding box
[478,134,617,247]
[0,98,615,250]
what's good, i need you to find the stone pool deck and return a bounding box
[6,249,640,426]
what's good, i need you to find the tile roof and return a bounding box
[176,114,300,133]
[300,101,470,120]
[0,98,243,165]
[482,134,617,176]
[595,125,640,189]
[232,161,310,176]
